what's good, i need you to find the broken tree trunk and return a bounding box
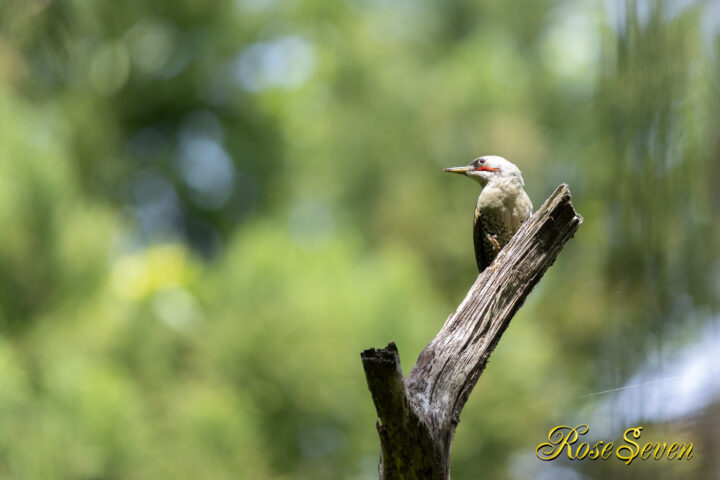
[361,184,582,480]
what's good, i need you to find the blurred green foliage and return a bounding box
[0,0,718,479]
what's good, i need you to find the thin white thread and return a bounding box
[570,375,686,400]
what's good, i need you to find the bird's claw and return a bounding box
[486,234,501,254]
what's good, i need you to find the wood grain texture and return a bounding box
[361,184,582,480]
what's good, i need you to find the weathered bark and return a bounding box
[361,184,582,480]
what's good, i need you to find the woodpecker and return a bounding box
[444,155,533,272]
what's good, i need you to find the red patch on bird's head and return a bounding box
[475,166,499,172]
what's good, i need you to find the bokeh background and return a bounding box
[0,0,719,478]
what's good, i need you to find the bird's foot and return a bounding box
[486,234,501,254]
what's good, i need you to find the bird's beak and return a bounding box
[443,166,473,175]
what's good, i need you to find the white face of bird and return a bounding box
[443,155,523,186]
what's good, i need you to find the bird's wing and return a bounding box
[472,207,493,272]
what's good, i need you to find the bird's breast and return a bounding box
[476,182,533,231]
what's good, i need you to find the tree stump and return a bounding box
[361,184,582,479]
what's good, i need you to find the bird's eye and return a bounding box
[479,158,486,164]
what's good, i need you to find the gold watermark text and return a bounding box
[536,425,693,464]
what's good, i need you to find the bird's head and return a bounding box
[443,155,524,186]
